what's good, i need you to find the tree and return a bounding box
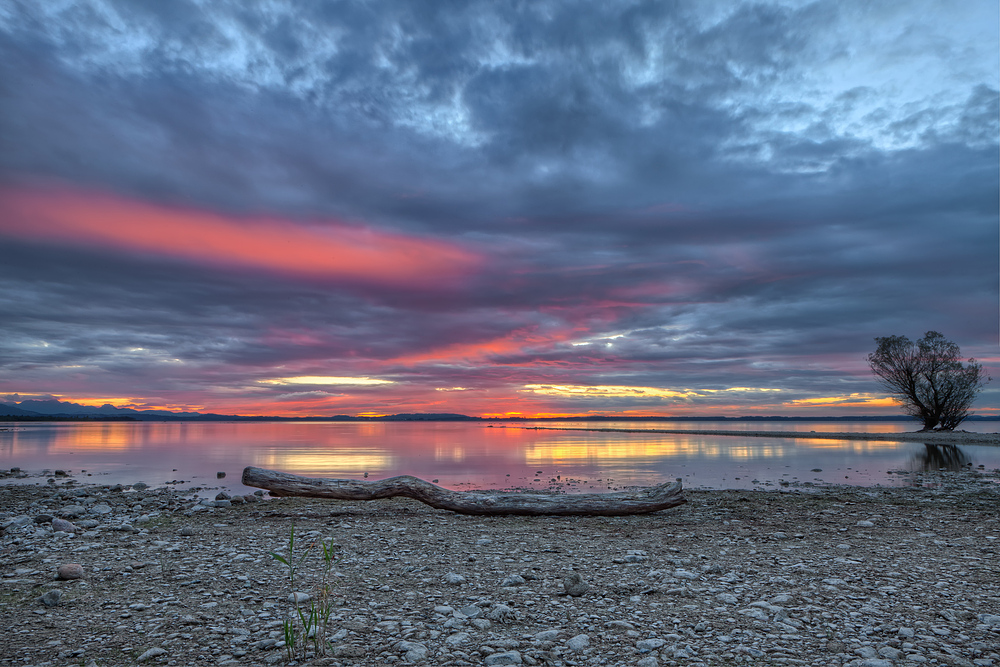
[867,331,989,431]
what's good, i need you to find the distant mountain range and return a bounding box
[0,400,482,421]
[2,398,999,422]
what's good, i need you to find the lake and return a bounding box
[1,420,998,494]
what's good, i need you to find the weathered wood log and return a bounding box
[241,466,685,516]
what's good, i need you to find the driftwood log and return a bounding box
[241,466,685,516]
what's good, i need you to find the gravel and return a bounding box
[0,465,998,667]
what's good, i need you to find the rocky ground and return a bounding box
[1,468,999,667]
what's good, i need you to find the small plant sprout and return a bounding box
[270,525,342,661]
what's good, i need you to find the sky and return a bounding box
[1,0,997,419]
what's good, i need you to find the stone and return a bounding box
[445,632,470,646]
[879,646,905,660]
[566,634,589,651]
[216,471,226,478]
[534,630,561,642]
[34,513,55,524]
[637,638,667,652]
[59,505,86,519]
[978,614,1000,628]
[486,604,515,622]
[458,605,481,618]
[52,517,80,533]
[716,592,738,604]
[89,503,113,515]
[562,572,589,596]
[132,482,148,490]
[137,647,167,662]
[404,645,428,662]
[443,572,466,585]
[215,491,231,500]
[287,592,311,603]
[485,650,523,665]
[501,574,525,587]
[3,515,32,530]
[39,590,62,607]
[178,526,195,536]
[56,563,84,580]
[637,658,659,667]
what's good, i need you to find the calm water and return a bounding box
[1,420,998,494]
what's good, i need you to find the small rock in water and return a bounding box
[216,471,226,478]
[215,491,231,501]
[39,590,62,607]
[132,482,148,491]
[563,572,590,596]
[56,563,84,580]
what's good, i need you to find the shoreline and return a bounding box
[506,426,1000,447]
[1,470,999,666]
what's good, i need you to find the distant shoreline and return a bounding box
[506,425,1000,447]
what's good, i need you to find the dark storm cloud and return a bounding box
[0,0,996,414]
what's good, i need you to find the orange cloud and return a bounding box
[0,186,479,286]
[785,394,897,407]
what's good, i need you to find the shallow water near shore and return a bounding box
[1,420,999,494]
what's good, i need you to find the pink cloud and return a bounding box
[0,186,481,287]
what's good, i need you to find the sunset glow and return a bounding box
[0,187,479,287]
[0,2,995,421]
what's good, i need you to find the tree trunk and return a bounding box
[241,466,686,516]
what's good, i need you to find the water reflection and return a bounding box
[2,421,998,493]
[911,444,972,472]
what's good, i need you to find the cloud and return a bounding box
[0,186,480,287]
[259,376,396,386]
[0,1,995,416]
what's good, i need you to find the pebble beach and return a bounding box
[1,431,999,667]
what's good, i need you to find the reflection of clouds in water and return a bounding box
[252,448,396,474]
[911,444,971,472]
